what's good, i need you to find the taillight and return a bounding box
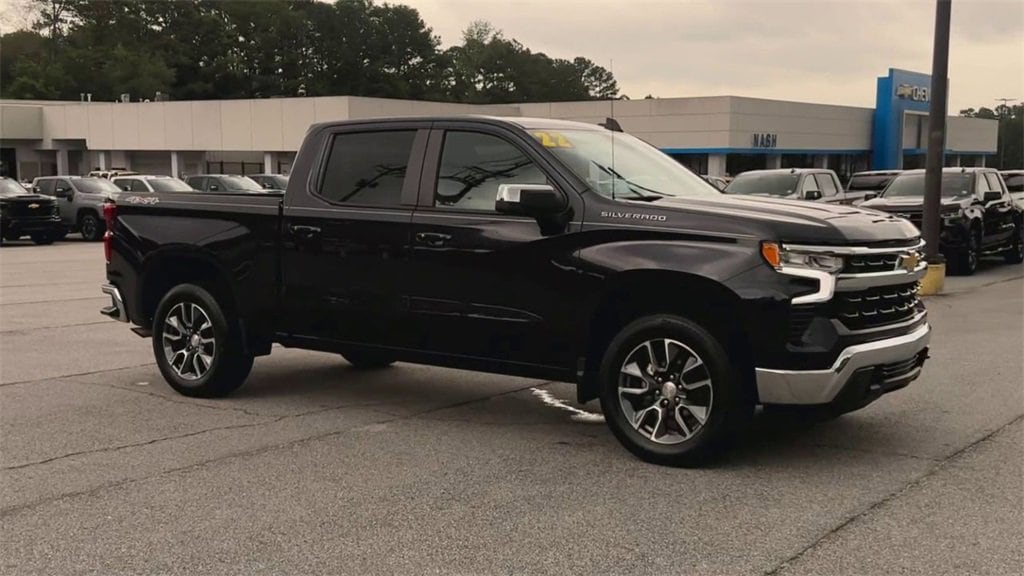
[103,201,117,229]
[103,202,117,264]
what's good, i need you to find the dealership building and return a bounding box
[0,69,998,182]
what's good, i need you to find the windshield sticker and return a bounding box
[531,131,574,149]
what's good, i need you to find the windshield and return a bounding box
[148,178,194,192]
[1004,174,1023,193]
[0,179,27,197]
[882,173,972,198]
[724,172,799,196]
[220,176,262,191]
[73,178,122,194]
[260,175,288,189]
[530,130,719,200]
[847,174,895,191]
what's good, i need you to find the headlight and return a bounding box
[761,242,843,273]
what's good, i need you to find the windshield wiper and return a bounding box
[591,162,670,201]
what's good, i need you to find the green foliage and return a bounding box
[0,0,617,104]
[960,104,1023,170]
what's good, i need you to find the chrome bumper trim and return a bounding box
[835,262,927,291]
[756,323,931,405]
[100,284,128,322]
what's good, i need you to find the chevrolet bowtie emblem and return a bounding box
[27,203,40,209]
[899,253,920,272]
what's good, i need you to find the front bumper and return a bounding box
[1,215,63,236]
[756,323,930,406]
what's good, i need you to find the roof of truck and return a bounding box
[308,115,608,132]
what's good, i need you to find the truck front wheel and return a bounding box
[598,314,752,466]
[152,284,253,398]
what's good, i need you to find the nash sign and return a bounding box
[751,133,778,149]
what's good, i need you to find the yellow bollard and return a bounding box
[918,263,946,296]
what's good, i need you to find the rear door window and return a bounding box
[319,130,417,206]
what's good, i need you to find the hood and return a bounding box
[607,194,920,245]
[0,194,57,203]
[860,196,970,212]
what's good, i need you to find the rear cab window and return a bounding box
[318,130,417,206]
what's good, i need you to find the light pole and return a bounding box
[994,98,1018,169]
[922,0,951,276]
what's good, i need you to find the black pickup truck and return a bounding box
[101,116,931,465]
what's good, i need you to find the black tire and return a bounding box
[152,283,254,398]
[30,233,55,245]
[340,349,396,369]
[598,314,753,467]
[1004,225,1024,264]
[951,229,979,276]
[79,212,104,241]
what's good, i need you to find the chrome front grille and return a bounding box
[843,253,901,274]
[834,282,920,330]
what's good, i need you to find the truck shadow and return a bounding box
[226,357,900,469]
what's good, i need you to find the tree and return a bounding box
[961,104,1023,169]
[2,2,618,105]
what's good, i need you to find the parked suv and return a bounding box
[102,116,931,466]
[0,177,63,244]
[184,174,265,193]
[846,170,902,204]
[112,175,195,193]
[860,168,1023,275]
[725,169,856,204]
[31,176,122,241]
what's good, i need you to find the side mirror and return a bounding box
[862,192,878,201]
[804,189,822,201]
[496,184,567,216]
[982,190,1002,203]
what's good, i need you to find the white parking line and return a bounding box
[530,388,605,423]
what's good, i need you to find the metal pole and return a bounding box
[922,0,952,264]
[995,98,1019,169]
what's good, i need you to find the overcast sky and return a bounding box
[407,0,1023,111]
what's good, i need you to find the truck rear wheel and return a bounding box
[1004,226,1023,264]
[152,284,253,398]
[598,314,752,466]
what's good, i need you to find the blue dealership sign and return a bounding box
[872,68,942,169]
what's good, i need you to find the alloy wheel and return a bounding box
[617,338,714,445]
[162,302,216,381]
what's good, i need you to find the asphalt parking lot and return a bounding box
[1,239,1021,576]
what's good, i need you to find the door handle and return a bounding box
[415,232,452,247]
[289,224,321,239]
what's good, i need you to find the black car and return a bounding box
[100,116,931,466]
[860,168,1024,275]
[0,177,64,245]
